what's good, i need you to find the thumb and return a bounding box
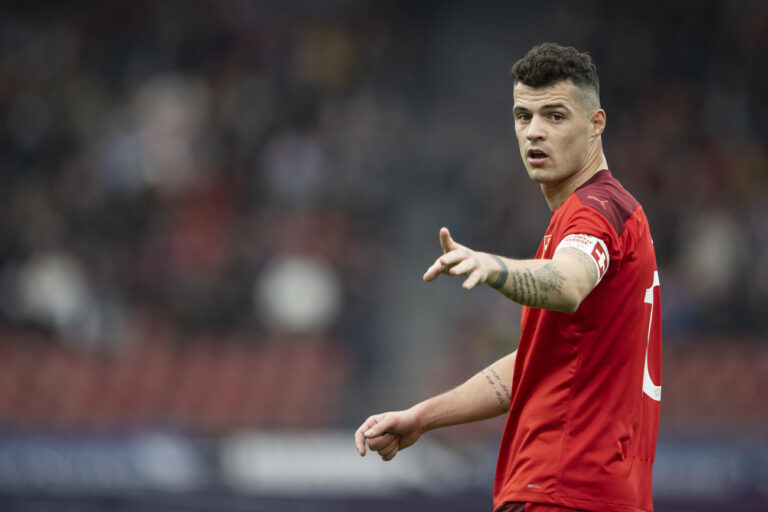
[364,414,400,439]
[439,227,456,253]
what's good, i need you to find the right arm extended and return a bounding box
[354,349,517,460]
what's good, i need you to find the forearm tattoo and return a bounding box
[496,263,565,307]
[481,369,510,413]
[490,255,509,289]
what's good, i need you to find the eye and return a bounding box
[515,112,532,122]
[550,112,565,121]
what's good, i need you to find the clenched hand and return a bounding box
[354,408,424,461]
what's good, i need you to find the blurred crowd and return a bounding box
[0,0,766,432]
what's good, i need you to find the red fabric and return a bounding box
[493,170,661,512]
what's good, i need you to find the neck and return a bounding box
[541,146,608,211]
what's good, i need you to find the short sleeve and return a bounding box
[556,197,623,270]
[554,233,610,282]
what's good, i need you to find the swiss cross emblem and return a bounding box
[591,244,608,277]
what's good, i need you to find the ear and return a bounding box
[590,109,606,138]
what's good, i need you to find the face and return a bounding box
[513,80,603,185]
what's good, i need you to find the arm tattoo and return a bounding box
[525,268,540,304]
[481,369,510,413]
[534,263,566,294]
[497,263,565,307]
[489,368,511,402]
[490,255,508,289]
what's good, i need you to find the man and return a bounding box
[354,43,661,512]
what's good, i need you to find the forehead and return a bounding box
[513,80,582,110]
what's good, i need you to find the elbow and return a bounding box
[557,284,586,314]
[557,299,580,314]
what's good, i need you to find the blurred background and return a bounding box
[0,0,766,510]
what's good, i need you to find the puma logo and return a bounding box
[587,195,608,210]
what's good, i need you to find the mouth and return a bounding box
[527,148,549,165]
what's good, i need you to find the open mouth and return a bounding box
[527,148,549,164]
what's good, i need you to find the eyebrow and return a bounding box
[541,103,571,111]
[513,103,572,113]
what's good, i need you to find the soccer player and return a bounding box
[354,43,661,512]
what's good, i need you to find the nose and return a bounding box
[526,115,547,141]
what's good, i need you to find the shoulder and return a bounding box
[571,170,640,237]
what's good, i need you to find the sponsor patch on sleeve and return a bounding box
[554,233,609,282]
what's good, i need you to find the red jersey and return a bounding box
[493,170,662,512]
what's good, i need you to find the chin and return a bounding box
[526,167,555,183]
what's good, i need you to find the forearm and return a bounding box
[412,350,516,433]
[491,257,572,312]
[424,228,597,314]
[489,250,596,313]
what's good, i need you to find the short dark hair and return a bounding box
[511,43,600,107]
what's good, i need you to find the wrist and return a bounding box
[410,400,435,434]
[488,254,509,289]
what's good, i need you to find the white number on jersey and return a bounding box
[643,271,661,401]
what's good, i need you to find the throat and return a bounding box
[541,166,602,211]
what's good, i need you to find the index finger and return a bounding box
[355,425,369,456]
[354,414,382,456]
[423,258,446,282]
